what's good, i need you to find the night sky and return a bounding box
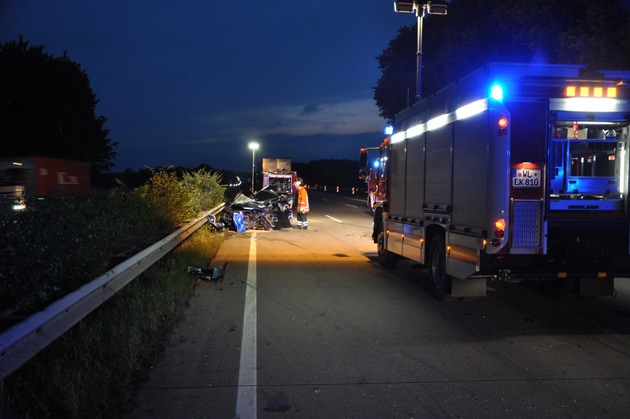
[1,1,410,172]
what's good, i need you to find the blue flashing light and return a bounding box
[490,84,503,102]
[384,125,393,135]
[372,160,380,169]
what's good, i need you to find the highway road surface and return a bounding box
[131,190,630,418]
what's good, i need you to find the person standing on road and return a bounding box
[294,179,309,230]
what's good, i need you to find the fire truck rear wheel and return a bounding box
[377,232,398,269]
[428,234,450,300]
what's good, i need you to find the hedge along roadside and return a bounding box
[4,224,224,418]
[0,170,230,416]
[0,166,226,316]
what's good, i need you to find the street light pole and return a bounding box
[415,3,425,102]
[248,142,259,193]
[394,1,447,103]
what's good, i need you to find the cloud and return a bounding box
[301,104,323,115]
[202,98,383,139]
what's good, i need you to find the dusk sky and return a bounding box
[1,1,411,172]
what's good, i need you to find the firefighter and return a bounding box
[294,179,309,230]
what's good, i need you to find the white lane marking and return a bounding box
[326,215,343,223]
[235,232,257,419]
[345,204,359,209]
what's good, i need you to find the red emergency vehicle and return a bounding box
[362,62,630,299]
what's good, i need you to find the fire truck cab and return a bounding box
[365,62,630,299]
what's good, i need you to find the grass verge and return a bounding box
[4,225,223,419]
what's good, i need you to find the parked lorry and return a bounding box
[262,157,298,194]
[0,156,90,210]
[361,62,630,299]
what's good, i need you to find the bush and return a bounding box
[136,167,194,229]
[1,167,227,417]
[0,193,161,314]
[182,168,225,214]
[4,226,223,418]
[0,166,226,318]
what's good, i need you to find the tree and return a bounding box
[293,159,364,190]
[0,37,117,172]
[374,0,630,121]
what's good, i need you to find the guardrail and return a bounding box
[0,204,225,385]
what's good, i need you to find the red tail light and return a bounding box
[498,117,508,136]
[492,218,505,246]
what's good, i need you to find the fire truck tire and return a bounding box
[377,232,398,269]
[428,234,450,300]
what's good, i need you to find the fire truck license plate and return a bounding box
[512,168,541,188]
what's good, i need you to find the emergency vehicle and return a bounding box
[360,138,389,210]
[261,157,298,194]
[361,62,630,299]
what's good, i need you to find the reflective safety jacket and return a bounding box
[297,186,309,213]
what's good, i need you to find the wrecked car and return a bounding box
[221,185,294,231]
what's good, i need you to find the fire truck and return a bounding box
[261,157,298,194]
[360,142,388,210]
[361,62,630,299]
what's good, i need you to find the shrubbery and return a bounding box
[182,168,226,215]
[0,166,225,315]
[0,192,153,314]
[136,168,194,229]
[6,225,223,418]
[1,166,227,418]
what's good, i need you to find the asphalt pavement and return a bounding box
[129,192,630,418]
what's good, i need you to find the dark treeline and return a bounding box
[294,159,363,190]
[375,0,630,120]
[96,164,235,189]
[97,158,364,192]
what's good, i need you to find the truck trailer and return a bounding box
[0,156,90,210]
[362,62,630,299]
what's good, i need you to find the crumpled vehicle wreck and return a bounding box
[221,186,294,231]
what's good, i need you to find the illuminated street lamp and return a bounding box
[248,142,259,192]
[394,1,447,102]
